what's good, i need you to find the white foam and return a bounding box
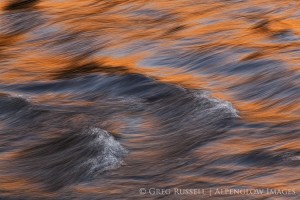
[84,128,128,174]
[194,91,240,118]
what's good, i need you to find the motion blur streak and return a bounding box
[0,0,299,199]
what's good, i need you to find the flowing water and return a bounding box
[0,0,299,199]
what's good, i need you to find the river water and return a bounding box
[0,0,299,199]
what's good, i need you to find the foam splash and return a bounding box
[84,127,128,175]
[194,91,240,118]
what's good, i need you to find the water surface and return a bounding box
[0,0,299,199]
